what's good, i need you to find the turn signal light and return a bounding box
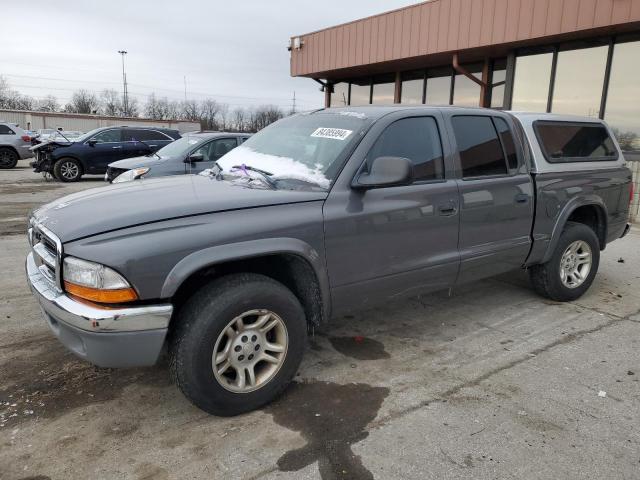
[64,281,138,304]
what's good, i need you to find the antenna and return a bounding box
[184,76,187,102]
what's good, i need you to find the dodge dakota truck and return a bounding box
[26,106,632,416]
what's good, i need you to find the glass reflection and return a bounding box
[491,65,506,108]
[425,74,451,105]
[453,65,482,107]
[372,79,395,105]
[512,53,553,112]
[331,83,349,107]
[552,46,608,117]
[401,76,424,104]
[605,41,640,152]
[350,81,371,106]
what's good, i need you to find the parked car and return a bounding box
[30,126,180,181]
[106,132,250,183]
[26,107,632,416]
[0,122,34,168]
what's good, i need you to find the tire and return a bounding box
[170,273,307,416]
[529,221,600,302]
[0,147,18,169]
[53,158,83,182]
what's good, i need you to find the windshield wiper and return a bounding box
[231,164,277,189]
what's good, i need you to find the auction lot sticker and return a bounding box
[311,127,353,140]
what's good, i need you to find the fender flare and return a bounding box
[160,237,331,319]
[541,195,608,264]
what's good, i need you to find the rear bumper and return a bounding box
[17,144,34,159]
[26,252,173,367]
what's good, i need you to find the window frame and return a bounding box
[87,128,122,144]
[125,128,173,142]
[358,115,447,186]
[532,120,619,163]
[0,125,16,135]
[451,114,512,181]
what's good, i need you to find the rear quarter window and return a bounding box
[534,121,618,163]
[0,125,15,135]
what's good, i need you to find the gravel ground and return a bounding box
[1,160,639,480]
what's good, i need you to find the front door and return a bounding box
[323,114,460,315]
[447,113,534,284]
[85,128,125,173]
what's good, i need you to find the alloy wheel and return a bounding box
[60,161,79,180]
[559,240,592,289]
[212,309,288,393]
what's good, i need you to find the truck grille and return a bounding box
[28,223,61,289]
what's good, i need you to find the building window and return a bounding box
[552,46,608,117]
[367,117,444,181]
[453,63,482,107]
[425,68,452,105]
[401,71,424,104]
[512,52,553,112]
[452,116,508,178]
[490,59,507,109]
[605,40,640,152]
[371,75,396,105]
[331,83,349,108]
[350,79,371,106]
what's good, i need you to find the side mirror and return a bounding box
[185,153,205,163]
[353,156,413,189]
[87,139,98,146]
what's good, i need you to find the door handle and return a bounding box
[149,145,157,147]
[438,204,458,216]
[515,193,530,204]
[112,146,122,149]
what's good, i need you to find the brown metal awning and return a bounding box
[290,0,640,80]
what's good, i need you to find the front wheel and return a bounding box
[0,148,18,169]
[529,221,600,302]
[170,273,306,416]
[53,158,83,182]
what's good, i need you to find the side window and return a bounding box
[92,129,122,143]
[367,117,444,182]
[0,125,15,135]
[534,121,618,162]
[125,129,170,141]
[493,117,518,170]
[210,138,239,160]
[452,116,508,178]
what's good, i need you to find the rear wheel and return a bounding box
[529,221,600,301]
[54,158,83,182]
[0,148,18,169]
[170,273,306,416]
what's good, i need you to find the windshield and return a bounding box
[155,135,206,157]
[75,127,104,143]
[217,112,370,189]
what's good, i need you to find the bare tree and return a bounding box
[217,103,230,131]
[232,108,246,132]
[65,89,100,114]
[181,99,201,122]
[611,127,639,152]
[101,89,123,116]
[199,99,220,130]
[37,95,59,112]
[0,76,36,110]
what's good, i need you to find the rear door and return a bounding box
[323,112,461,314]
[446,112,534,284]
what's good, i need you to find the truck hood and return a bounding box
[31,174,327,242]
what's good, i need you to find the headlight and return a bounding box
[112,167,150,183]
[63,256,138,303]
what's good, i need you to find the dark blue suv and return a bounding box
[31,126,180,182]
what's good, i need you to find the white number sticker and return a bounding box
[310,127,353,141]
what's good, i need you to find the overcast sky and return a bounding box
[2,0,419,112]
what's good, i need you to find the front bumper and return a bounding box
[26,252,173,367]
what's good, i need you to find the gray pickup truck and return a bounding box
[26,106,632,416]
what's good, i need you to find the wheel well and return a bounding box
[0,145,19,156]
[567,205,606,249]
[171,254,324,329]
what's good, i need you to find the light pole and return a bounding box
[117,50,128,117]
